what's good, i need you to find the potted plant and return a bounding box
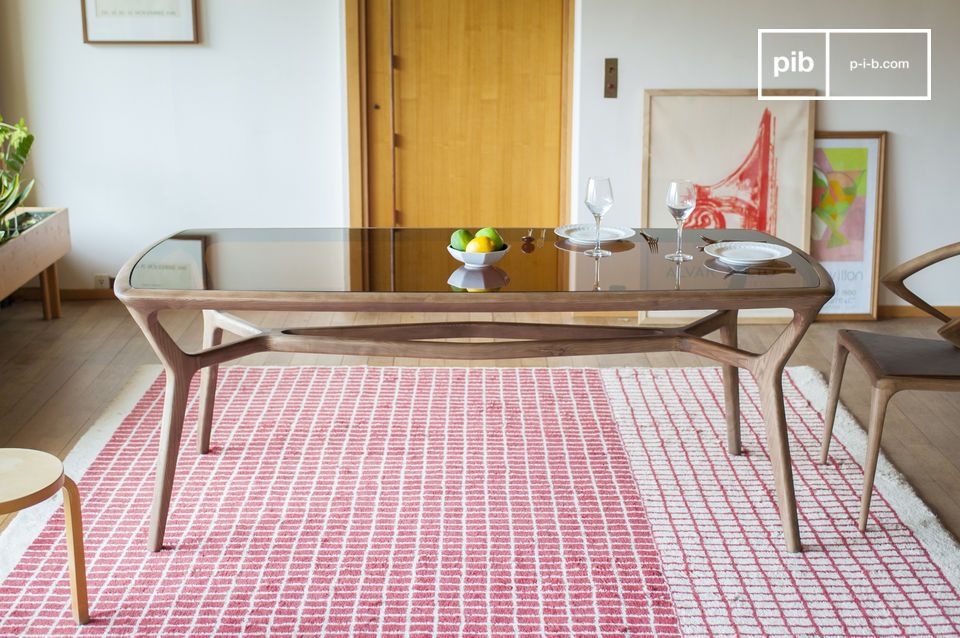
[0,115,69,319]
[0,115,35,242]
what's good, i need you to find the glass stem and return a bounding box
[594,214,601,253]
[675,221,684,257]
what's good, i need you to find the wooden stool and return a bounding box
[0,448,89,624]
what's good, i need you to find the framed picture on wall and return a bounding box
[82,0,199,44]
[811,131,886,319]
[642,89,816,246]
[129,236,206,289]
[641,88,816,322]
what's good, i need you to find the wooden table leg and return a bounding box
[62,476,89,625]
[197,310,224,455]
[719,310,741,455]
[128,309,197,552]
[757,366,801,552]
[752,307,818,553]
[149,368,191,551]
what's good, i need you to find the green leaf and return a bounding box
[7,178,34,211]
[0,174,23,218]
[0,174,13,202]
[4,131,33,175]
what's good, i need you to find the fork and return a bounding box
[638,230,659,253]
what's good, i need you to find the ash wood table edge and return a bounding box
[115,233,834,554]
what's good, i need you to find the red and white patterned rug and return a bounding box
[0,366,958,637]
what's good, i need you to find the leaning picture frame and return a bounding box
[129,236,207,290]
[640,88,816,323]
[81,0,199,44]
[810,131,886,320]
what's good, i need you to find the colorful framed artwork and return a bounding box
[82,0,199,44]
[811,131,886,319]
[641,89,816,322]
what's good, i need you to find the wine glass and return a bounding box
[584,177,614,258]
[665,179,696,262]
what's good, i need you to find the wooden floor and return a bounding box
[2,299,959,543]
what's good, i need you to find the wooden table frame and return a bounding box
[116,236,833,554]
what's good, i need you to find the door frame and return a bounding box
[344,0,575,228]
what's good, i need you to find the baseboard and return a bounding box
[13,287,116,301]
[877,305,960,319]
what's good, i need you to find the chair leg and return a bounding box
[859,386,894,532]
[61,476,89,625]
[820,340,849,464]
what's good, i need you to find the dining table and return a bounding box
[115,227,834,554]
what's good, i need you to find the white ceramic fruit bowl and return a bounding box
[447,266,510,291]
[447,244,510,269]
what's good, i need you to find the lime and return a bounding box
[450,229,474,251]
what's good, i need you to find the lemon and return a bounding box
[475,227,504,250]
[465,236,495,253]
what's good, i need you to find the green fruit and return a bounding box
[450,228,474,251]
[475,227,504,250]
[449,285,465,292]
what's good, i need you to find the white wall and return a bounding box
[0,0,348,289]
[3,0,958,306]
[574,0,960,306]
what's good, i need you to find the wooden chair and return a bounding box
[0,448,89,624]
[820,242,960,531]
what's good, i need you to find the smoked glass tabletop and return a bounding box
[129,228,821,294]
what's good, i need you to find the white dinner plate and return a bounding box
[703,241,792,266]
[554,224,635,245]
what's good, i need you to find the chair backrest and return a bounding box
[882,242,960,346]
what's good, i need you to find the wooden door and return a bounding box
[365,0,567,229]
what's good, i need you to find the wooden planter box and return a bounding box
[0,207,70,319]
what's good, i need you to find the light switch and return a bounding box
[604,58,618,98]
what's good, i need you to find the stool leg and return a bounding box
[61,476,89,624]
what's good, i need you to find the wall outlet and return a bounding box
[93,274,112,290]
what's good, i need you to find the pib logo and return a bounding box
[773,50,815,77]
